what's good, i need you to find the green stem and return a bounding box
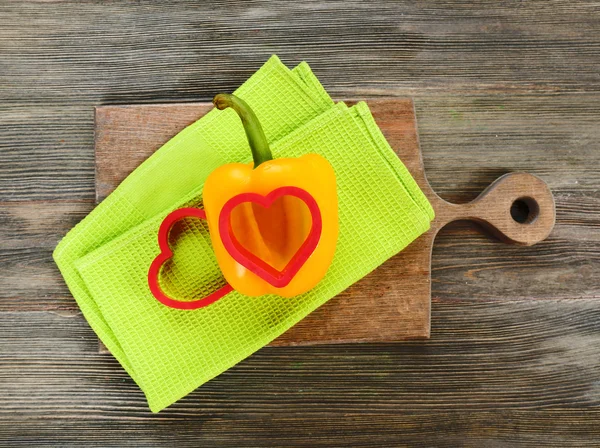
[213,93,273,168]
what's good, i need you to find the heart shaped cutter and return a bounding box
[218,186,322,288]
[148,208,233,310]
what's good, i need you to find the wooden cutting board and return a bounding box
[95,99,555,349]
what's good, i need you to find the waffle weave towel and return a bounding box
[54,55,434,412]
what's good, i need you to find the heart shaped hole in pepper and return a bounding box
[228,195,312,272]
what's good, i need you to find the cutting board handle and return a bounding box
[434,172,555,246]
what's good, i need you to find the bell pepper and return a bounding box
[203,94,338,297]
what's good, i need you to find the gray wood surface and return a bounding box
[1,1,599,446]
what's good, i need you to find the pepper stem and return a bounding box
[213,93,273,168]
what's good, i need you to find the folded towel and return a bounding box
[54,55,434,412]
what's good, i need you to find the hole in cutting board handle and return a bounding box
[434,172,556,246]
[510,197,540,225]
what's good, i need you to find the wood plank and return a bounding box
[414,94,600,200]
[1,1,600,201]
[2,297,600,445]
[0,106,95,201]
[3,92,600,202]
[1,412,600,447]
[0,201,92,250]
[0,201,91,311]
[1,1,599,107]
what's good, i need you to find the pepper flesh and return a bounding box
[203,94,338,297]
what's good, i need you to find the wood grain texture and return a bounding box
[1,0,600,201]
[1,0,599,445]
[2,298,600,446]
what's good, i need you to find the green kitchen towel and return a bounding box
[54,55,434,412]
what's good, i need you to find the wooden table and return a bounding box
[1,2,599,446]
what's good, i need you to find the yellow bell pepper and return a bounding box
[203,94,338,297]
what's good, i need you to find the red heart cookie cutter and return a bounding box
[218,186,322,288]
[148,208,233,310]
